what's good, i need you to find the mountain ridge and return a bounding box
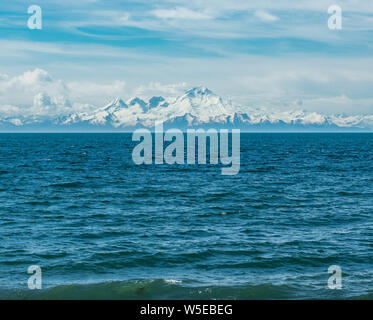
[1,86,373,131]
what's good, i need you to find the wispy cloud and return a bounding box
[0,68,127,113]
[150,7,213,20]
[254,10,279,22]
[134,82,188,98]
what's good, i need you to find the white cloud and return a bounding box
[0,69,128,117]
[254,10,279,22]
[11,68,53,86]
[134,82,188,98]
[0,73,9,80]
[167,0,373,15]
[0,104,21,117]
[150,7,213,20]
[0,69,67,107]
[66,80,127,102]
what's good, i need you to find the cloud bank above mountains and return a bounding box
[1,68,373,121]
[0,68,127,117]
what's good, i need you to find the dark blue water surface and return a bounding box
[0,133,372,299]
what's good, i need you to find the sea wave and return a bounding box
[0,280,300,300]
[1,279,370,300]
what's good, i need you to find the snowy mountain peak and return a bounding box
[103,98,127,111]
[128,97,146,107]
[184,86,214,98]
[178,87,223,109]
[127,97,148,112]
[149,96,167,109]
[2,86,373,131]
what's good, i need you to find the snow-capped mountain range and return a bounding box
[1,87,373,131]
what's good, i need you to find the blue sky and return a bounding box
[0,0,373,116]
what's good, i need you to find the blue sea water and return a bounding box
[0,133,372,300]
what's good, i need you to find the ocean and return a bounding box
[0,133,372,299]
